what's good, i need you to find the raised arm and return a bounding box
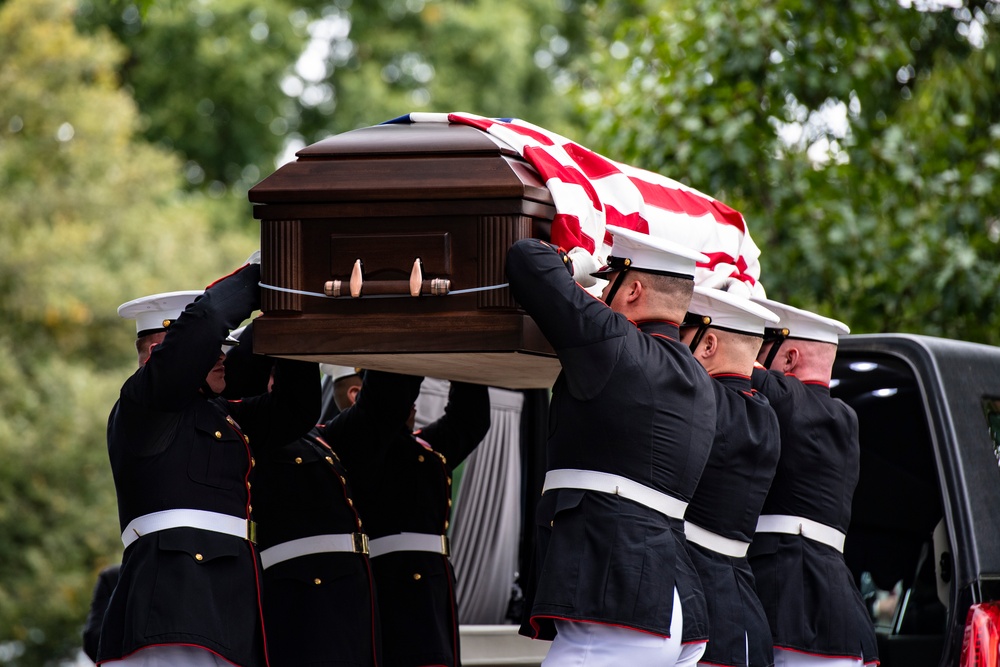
[121,261,261,411]
[323,370,424,465]
[417,382,491,470]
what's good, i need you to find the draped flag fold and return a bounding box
[385,112,765,296]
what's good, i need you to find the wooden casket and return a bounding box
[248,121,561,389]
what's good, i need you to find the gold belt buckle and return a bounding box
[246,520,257,545]
[353,532,370,555]
[441,534,451,557]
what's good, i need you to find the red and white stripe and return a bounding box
[406,112,764,296]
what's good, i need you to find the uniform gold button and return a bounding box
[244,435,250,444]
[325,456,334,464]
[339,476,346,484]
[444,520,449,530]
[413,573,422,581]
[214,431,222,439]
[294,457,303,464]
[313,578,322,585]
[439,454,447,465]
[347,498,354,507]
[246,481,251,490]
[250,457,255,467]
[195,553,204,561]
[417,455,425,463]
[447,478,452,486]
[248,505,253,512]
[550,520,554,527]
[447,499,452,508]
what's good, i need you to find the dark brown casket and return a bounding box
[248,121,561,389]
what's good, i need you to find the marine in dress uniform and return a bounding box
[320,369,491,667]
[98,257,321,666]
[506,226,717,667]
[678,287,782,667]
[222,333,380,667]
[746,299,878,667]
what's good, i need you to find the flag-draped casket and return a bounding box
[248,113,763,389]
[248,121,563,389]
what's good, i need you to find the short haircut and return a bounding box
[333,374,363,411]
[713,327,764,360]
[135,332,165,365]
[638,272,695,313]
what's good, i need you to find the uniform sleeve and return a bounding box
[323,371,424,466]
[229,357,321,449]
[417,382,491,470]
[505,238,627,351]
[751,366,793,403]
[120,262,262,412]
[506,238,628,397]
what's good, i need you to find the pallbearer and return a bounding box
[748,299,878,667]
[678,287,782,667]
[507,226,716,667]
[320,369,491,667]
[99,255,320,667]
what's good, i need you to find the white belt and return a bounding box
[755,514,846,553]
[542,469,688,520]
[684,521,750,558]
[368,532,450,558]
[259,533,369,569]
[121,509,255,548]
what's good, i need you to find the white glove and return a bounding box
[245,250,261,266]
[567,246,600,288]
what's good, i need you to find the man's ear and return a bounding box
[701,332,719,358]
[624,279,643,303]
[782,346,800,373]
[347,384,362,407]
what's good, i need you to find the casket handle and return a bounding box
[323,258,451,298]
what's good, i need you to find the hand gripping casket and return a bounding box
[248,122,560,389]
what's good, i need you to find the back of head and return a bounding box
[752,296,848,379]
[591,225,707,319]
[684,286,779,373]
[118,290,202,366]
[642,273,696,314]
[321,364,362,412]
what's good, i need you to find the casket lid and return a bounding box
[249,122,551,206]
[297,122,520,158]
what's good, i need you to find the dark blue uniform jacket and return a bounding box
[506,238,716,642]
[749,368,878,663]
[99,263,320,666]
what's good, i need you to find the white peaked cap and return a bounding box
[320,364,361,382]
[117,290,202,337]
[751,296,850,344]
[687,286,780,336]
[604,225,709,278]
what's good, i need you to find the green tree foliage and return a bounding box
[574,0,1000,344]
[76,0,312,193]
[76,0,586,192]
[0,0,254,663]
[291,0,586,141]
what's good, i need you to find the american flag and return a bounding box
[385,112,764,296]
